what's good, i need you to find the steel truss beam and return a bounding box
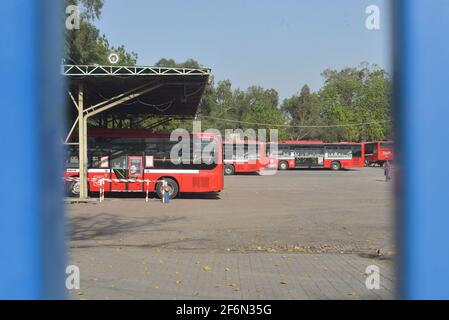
[62,65,211,76]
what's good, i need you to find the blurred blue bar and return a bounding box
[0,1,65,299]
[396,1,449,299]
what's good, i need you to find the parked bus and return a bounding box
[265,141,365,171]
[223,141,268,175]
[65,129,224,199]
[364,141,394,167]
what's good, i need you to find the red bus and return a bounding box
[223,141,268,175]
[65,129,224,199]
[265,141,365,171]
[364,141,394,167]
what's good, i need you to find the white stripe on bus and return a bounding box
[144,169,200,174]
[88,169,110,173]
[67,169,201,174]
[224,159,260,163]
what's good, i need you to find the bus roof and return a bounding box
[223,140,262,145]
[272,140,362,145]
[279,140,323,144]
[363,140,393,144]
[87,128,220,140]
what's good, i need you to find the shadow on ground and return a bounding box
[69,213,185,242]
[79,192,222,200]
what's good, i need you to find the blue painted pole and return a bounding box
[0,1,65,299]
[395,0,449,299]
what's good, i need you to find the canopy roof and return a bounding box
[64,65,211,117]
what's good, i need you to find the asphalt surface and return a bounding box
[69,167,394,254]
[67,167,395,299]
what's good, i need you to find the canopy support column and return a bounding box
[78,83,88,198]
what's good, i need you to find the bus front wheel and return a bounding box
[156,178,179,199]
[224,165,235,175]
[279,161,289,170]
[330,161,341,171]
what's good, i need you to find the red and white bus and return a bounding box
[265,141,365,171]
[364,141,394,167]
[223,141,268,175]
[65,129,224,199]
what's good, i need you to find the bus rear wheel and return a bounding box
[67,180,80,197]
[330,161,341,171]
[156,178,179,199]
[279,161,289,170]
[224,164,235,175]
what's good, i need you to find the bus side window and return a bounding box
[100,156,109,168]
[66,148,79,168]
[365,144,374,155]
[353,147,362,157]
[91,155,100,168]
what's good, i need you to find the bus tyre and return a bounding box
[330,161,341,171]
[67,180,80,197]
[156,178,178,200]
[224,164,235,175]
[279,161,289,171]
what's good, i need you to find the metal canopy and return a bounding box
[65,64,211,118]
[63,64,211,76]
[63,64,211,198]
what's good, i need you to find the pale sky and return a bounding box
[96,0,392,100]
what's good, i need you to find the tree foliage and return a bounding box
[281,64,391,142]
[66,1,391,142]
[282,85,322,140]
[119,58,392,142]
[65,0,137,65]
[317,64,391,142]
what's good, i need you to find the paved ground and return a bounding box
[68,167,395,299]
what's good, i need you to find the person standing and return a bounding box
[384,160,391,182]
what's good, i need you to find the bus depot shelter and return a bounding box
[63,65,211,198]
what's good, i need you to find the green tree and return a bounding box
[282,85,322,140]
[318,63,391,142]
[65,0,137,65]
[154,58,203,69]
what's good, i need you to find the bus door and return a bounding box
[111,155,127,191]
[128,156,144,191]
